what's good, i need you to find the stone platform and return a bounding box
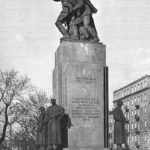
[53,41,109,150]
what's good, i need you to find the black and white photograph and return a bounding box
[0,0,150,150]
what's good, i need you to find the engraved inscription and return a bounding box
[71,98,100,121]
[76,66,97,83]
[75,77,96,83]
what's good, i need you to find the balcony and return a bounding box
[135,115,140,121]
[135,128,140,134]
[135,142,140,148]
[125,106,129,112]
[135,103,140,109]
[126,119,129,124]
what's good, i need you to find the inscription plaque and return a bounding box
[71,98,100,121]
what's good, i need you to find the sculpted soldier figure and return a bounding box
[37,107,48,150]
[46,98,65,150]
[53,0,73,40]
[71,0,100,42]
[113,101,126,149]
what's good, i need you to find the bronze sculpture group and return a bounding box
[37,99,72,150]
[54,0,100,42]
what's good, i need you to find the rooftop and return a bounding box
[114,75,150,94]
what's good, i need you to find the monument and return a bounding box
[52,0,109,150]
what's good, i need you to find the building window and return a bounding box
[141,82,143,89]
[132,135,134,142]
[122,91,124,97]
[141,95,143,102]
[124,113,126,118]
[134,86,136,92]
[134,109,137,115]
[132,87,134,93]
[144,81,147,88]
[144,94,147,101]
[137,122,140,129]
[127,89,129,95]
[144,134,147,141]
[127,100,129,107]
[131,135,134,143]
[137,109,140,116]
[124,90,126,96]
[135,135,137,142]
[137,84,139,90]
[136,85,139,91]
[127,112,130,119]
[135,122,137,128]
[131,110,134,116]
[137,96,140,104]
[144,106,147,113]
[124,100,126,106]
[127,136,130,145]
[131,123,134,129]
[144,120,147,128]
[131,99,134,105]
[140,107,143,115]
[134,97,137,103]
[140,121,143,129]
[127,124,130,131]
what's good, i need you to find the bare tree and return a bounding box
[13,91,50,150]
[0,69,30,146]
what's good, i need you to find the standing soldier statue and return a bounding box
[37,107,48,150]
[46,98,65,150]
[113,101,127,150]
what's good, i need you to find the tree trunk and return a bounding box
[0,105,9,146]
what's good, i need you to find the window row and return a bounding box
[114,80,147,100]
[130,106,147,116]
[124,106,147,119]
[130,134,148,143]
[123,94,147,108]
[130,120,147,130]
[125,120,147,131]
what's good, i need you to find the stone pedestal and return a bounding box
[53,41,109,150]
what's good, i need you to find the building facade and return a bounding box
[109,111,114,149]
[112,75,150,150]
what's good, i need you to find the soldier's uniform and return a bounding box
[73,0,99,42]
[55,0,73,39]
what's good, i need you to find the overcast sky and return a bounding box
[0,0,150,108]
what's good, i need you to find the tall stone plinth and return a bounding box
[53,41,109,150]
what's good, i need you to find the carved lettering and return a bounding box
[71,98,100,121]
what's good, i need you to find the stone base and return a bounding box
[53,41,108,150]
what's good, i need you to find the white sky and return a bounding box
[0,0,150,109]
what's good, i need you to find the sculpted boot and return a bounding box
[86,26,100,42]
[55,22,70,40]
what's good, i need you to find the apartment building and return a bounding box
[109,111,114,149]
[112,75,150,150]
